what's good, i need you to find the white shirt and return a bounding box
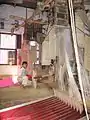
[18,67,28,77]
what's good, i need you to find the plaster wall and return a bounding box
[0,65,18,75]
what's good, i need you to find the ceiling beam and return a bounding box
[0,0,37,9]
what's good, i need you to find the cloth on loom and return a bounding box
[26,75,32,80]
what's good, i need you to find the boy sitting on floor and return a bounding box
[18,61,32,87]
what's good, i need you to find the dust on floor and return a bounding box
[0,83,54,109]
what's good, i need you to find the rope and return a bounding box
[76,26,90,37]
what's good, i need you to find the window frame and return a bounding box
[0,33,18,65]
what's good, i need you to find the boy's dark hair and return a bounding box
[51,59,54,64]
[22,61,28,65]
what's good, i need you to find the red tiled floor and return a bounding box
[0,97,85,120]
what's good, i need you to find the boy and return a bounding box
[18,61,32,87]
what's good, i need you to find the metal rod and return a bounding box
[26,8,27,20]
[24,8,27,40]
[68,0,89,119]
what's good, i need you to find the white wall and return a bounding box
[48,27,56,59]
[42,27,57,65]
[42,28,56,65]
[75,12,85,48]
[41,27,72,65]
[42,37,50,65]
[64,29,73,60]
[0,65,18,75]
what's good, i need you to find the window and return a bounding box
[30,41,36,46]
[0,34,16,49]
[0,34,17,65]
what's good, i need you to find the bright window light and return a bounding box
[30,41,36,46]
[0,34,16,49]
[0,34,16,65]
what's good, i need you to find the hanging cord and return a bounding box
[68,0,89,119]
[76,26,90,37]
[44,25,55,40]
